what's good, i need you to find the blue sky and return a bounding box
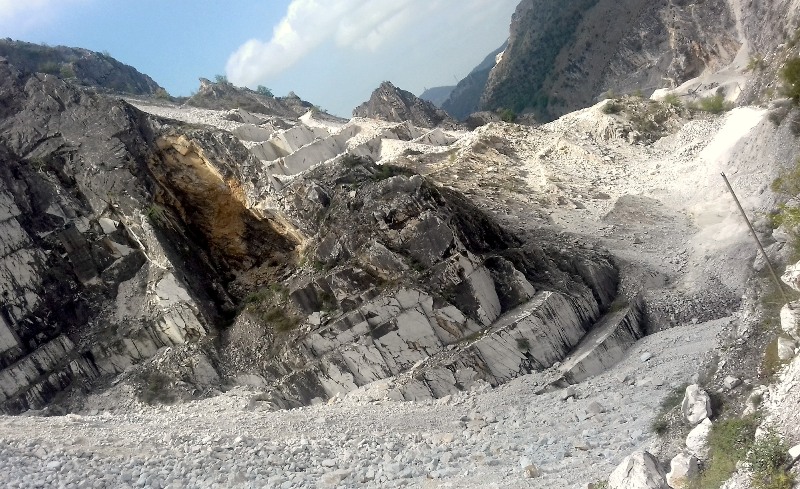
[0,0,518,117]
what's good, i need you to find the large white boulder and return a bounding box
[608,451,668,489]
[780,302,800,342]
[778,336,797,361]
[686,418,712,460]
[681,384,712,425]
[666,452,699,489]
[781,261,800,292]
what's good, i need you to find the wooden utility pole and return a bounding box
[721,172,791,305]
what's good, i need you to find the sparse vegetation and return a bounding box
[780,57,800,104]
[689,94,733,114]
[214,74,231,85]
[746,429,795,489]
[663,93,682,107]
[38,61,60,75]
[499,108,517,123]
[145,203,167,226]
[688,415,759,489]
[770,157,800,260]
[59,65,75,79]
[256,85,273,97]
[372,164,413,181]
[747,54,767,72]
[243,284,301,333]
[154,87,170,100]
[650,383,688,436]
[601,99,623,114]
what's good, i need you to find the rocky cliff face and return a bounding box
[0,38,163,95]
[0,58,300,412]
[353,82,461,129]
[446,0,741,121]
[0,55,640,413]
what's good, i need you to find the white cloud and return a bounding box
[0,0,84,32]
[226,0,497,87]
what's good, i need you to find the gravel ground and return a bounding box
[0,320,724,489]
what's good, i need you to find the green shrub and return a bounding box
[650,383,688,436]
[747,429,794,489]
[693,94,733,114]
[747,55,767,72]
[688,415,759,489]
[663,93,682,107]
[38,61,60,75]
[780,57,800,104]
[256,85,273,97]
[500,108,517,123]
[602,100,623,114]
[214,74,230,85]
[263,307,299,332]
[59,65,75,79]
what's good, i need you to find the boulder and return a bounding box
[686,418,712,460]
[780,303,800,342]
[681,384,711,425]
[781,261,800,292]
[608,451,668,489]
[723,376,741,390]
[666,452,699,489]
[778,337,797,361]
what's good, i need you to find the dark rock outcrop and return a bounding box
[0,58,297,413]
[0,38,163,95]
[353,82,461,129]
[186,79,314,118]
[215,155,629,408]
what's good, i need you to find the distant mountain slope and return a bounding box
[0,38,163,95]
[478,0,740,121]
[419,86,455,107]
[353,81,460,129]
[441,43,507,120]
[185,78,315,118]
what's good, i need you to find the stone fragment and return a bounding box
[723,376,741,390]
[781,261,800,292]
[608,451,667,489]
[686,418,712,460]
[666,452,699,489]
[586,401,605,415]
[780,302,800,342]
[789,443,800,461]
[778,337,797,361]
[640,352,653,362]
[681,385,711,425]
[561,386,577,400]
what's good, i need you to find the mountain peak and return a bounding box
[353,81,460,129]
